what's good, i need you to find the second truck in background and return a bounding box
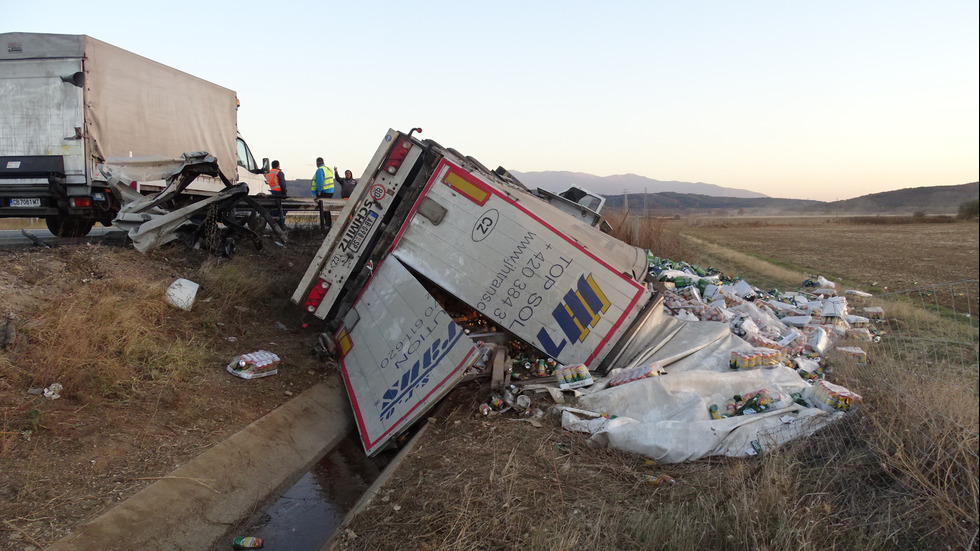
[0,32,270,236]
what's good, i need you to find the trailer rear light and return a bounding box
[382,137,413,175]
[69,197,93,208]
[304,278,331,312]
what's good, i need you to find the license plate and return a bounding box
[9,198,41,208]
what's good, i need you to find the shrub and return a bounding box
[957,199,979,220]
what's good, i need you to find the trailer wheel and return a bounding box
[45,215,95,238]
[246,211,268,233]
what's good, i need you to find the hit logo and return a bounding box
[536,274,611,357]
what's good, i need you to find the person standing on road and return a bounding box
[334,167,358,199]
[311,157,335,198]
[266,160,287,197]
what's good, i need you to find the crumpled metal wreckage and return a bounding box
[101,152,286,254]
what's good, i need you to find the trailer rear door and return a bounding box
[335,256,480,456]
[0,57,85,185]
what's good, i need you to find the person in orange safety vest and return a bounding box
[265,160,287,197]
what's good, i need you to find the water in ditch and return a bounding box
[233,432,395,550]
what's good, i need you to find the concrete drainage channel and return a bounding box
[46,377,406,551]
[234,431,394,550]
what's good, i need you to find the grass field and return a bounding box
[679,218,979,316]
[330,215,979,551]
[678,218,978,286]
[2,214,977,550]
[0,218,45,231]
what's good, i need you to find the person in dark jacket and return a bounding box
[334,167,358,199]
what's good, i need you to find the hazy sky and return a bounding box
[4,1,978,201]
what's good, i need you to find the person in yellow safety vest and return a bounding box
[311,157,335,198]
[265,160,286,197]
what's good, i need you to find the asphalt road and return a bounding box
[0,225,126,248]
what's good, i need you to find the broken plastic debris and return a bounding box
[227,350,280,379]
[165,278,199,311]
[43,382,63,400]
[232,536,264,549]
[608,363,664,386]
[835,346,868,363]
[642,474,675,486]
[845,289,873,298]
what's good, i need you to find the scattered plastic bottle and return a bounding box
[642,475,675,486]
[233,536,264,549]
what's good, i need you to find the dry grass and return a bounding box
[1,250,287,400]
[2,214,976,549]
[0,218,45,231]
[682,234,808,289]
[0,237,334,548]
[603,209,689,260]
[332,215,979,551]
[677,219,979,312]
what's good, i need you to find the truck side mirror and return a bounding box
[261,158,270,172]
[61,72,85,88]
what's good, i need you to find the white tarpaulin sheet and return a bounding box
[561,307,842,463]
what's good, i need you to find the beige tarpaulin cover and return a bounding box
[80,35,239,182]
[1,33,238,182]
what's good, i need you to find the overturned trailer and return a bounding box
[291,129,662,455]
[293,129,849,459]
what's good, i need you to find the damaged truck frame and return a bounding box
[0,32,286,238]
[293,128,662,456]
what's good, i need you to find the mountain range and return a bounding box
[510,171,768,199]
[600,182,979,215]
[509,171,977,215]
[281,173,978,215]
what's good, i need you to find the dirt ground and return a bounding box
[679,220,979,290]
[2,219,977,550]
[0,232,338,550]
[0,230,728,551]
[679,220,979,314]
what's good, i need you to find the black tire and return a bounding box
[65,217,95,237]
[45,215,95,238]
[246,211,268,233]
[44,216,63,236]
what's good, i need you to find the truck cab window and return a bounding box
[237,138,257,172]
[579,195,601,211]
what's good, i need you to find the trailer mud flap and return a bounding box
[335,256,479,456]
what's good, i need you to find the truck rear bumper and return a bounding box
[0,186,60,216]
[1,155,67,216]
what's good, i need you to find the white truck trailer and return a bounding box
[0,32,269,236]
[292,129,660,455]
